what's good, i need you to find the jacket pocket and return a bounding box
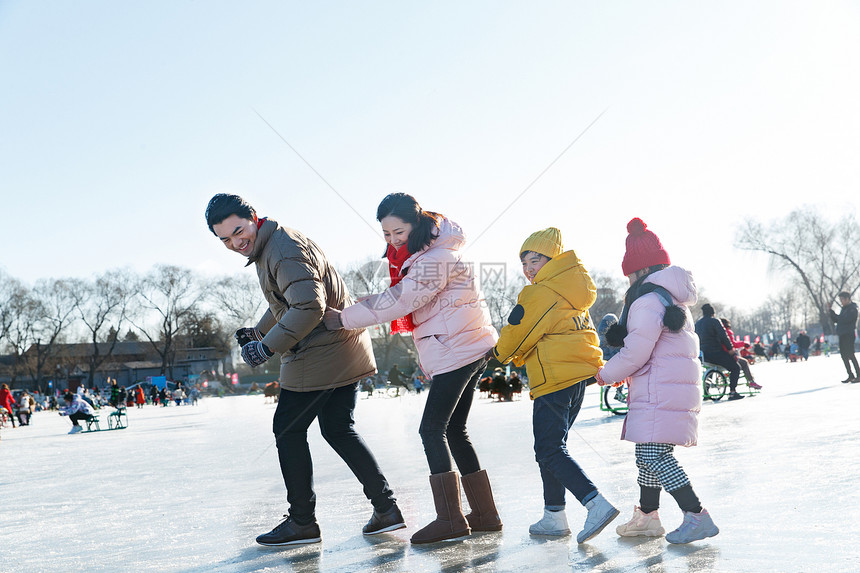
[415,334,451,377]
[412,314,448,339]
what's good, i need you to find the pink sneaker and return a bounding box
[615,506,665,537]
[749,381,762,390]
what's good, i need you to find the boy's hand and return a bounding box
[595,369,607,386]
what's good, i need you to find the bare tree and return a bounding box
[339,258,417,373]
[24,279,78,391]
[480,267,526,332]
[0,270,24,347]
[70,270,133,387]
[3,284,38,385]
[589,270,626,325]
[132,265,205,379]
[180,308,231,355]
[208,274,267,332]
[736,209,860,334]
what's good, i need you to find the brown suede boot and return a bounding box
[410,471,471,544]
[461,469,503,531]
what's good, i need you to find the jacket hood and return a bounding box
[534,250,595,310]
[643,265,697,306]
[404,217,465,267]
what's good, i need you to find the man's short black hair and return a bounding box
[838,291,851,299]
[205,194,256,235]
[701,303,715,317]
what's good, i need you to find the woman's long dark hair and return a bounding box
[376,193,442,255]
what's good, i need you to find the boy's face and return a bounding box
[521,252,550,283]
[212,214,258,257]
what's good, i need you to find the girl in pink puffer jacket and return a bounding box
[596,218,719,545]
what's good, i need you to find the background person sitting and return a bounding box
[695,305,744,401]
[490,368,512,401]
[508,372,523,396]
[769,340,781,361]
[17,390,34,426]
[719,318,762,390]
[59,392,96,434]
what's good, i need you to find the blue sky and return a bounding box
[2,1,859,311]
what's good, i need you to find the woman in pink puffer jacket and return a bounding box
[324,193,500,545]
[596,218,720,545]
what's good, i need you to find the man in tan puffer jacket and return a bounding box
[206,193,404,547]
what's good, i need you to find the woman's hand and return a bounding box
[323,308,344,330]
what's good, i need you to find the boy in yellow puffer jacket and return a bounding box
[491,227,619,543]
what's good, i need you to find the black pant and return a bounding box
[838,334,859,378]
[419,358,486,475]
[69,412,92,426]
[273,382,395,525]
[703,350,741,392]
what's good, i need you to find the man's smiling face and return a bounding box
[213,214,258,257]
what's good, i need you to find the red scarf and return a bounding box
[256,216,267,230]
[386,243,415,333]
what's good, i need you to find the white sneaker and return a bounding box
[616,506,665,537]
[529,509,571,536]
[68,426,83,434]
[577,493,620,543]
[666,508,719,544]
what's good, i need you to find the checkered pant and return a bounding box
[635,443,691,492]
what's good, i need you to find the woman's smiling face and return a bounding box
[381,215,413,249]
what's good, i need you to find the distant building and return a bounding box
[0,341,226,390]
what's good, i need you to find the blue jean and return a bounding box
[419,358,486,475]
[273,382,395,525]
[533,380,597,508]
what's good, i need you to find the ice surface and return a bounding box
[2,356,859,572]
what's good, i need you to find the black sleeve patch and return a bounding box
[508,304,525,325]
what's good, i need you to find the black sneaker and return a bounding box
[363,504,406,535]
[727,392,745,401]
[842,377,855,383]
[256,515,321,546]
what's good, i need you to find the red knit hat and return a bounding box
[621,217,671,276]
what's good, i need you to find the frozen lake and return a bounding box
[2,355,859,572]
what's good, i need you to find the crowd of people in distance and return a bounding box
[354,365,428,397]
[477,368,525,402]
[0,378,203,436]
